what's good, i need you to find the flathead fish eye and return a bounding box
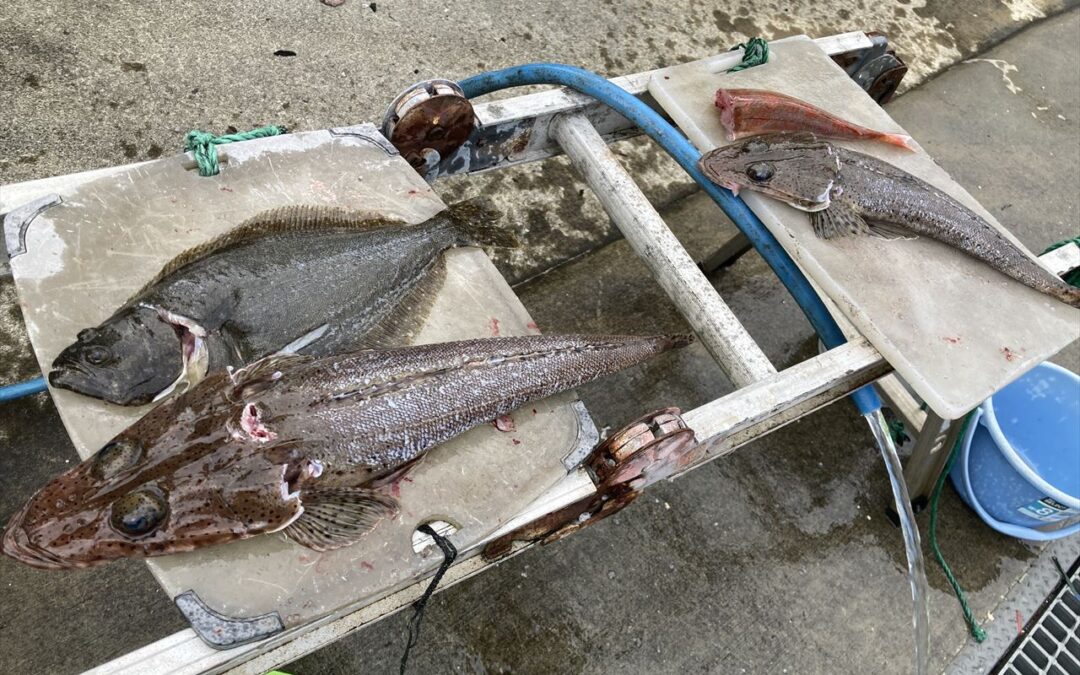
[92,439,143,480]
[746,162,775,183]
[110,488,168,537]
[744,139,769,154]
[84,346,112,366]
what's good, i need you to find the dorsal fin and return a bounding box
[133,205,406,296]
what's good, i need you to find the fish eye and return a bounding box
[743,139,769,154]
[84,346,112,366]
[110,488,168,538]
[746,162,775,183]
[92,439,143,480]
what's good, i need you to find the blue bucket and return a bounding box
[950,361,1080,541]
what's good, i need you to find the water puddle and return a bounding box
[866,409,930,675]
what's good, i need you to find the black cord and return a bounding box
[399,523,458,674]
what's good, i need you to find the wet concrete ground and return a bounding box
[0,5,1078,675]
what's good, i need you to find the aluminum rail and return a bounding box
[550,112,775,387]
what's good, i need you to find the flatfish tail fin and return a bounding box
[445,198,520,249]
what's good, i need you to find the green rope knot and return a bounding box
[183,125,286,176]
[1041,235,1080,288]
[727,37,770,73]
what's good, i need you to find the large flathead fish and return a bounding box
[49,201,516,406]
[4,334,691,569]
[699,133,1080,308]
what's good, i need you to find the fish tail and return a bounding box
[1055,282,1080,309]
[879,132,918,152]
[445,198,520,249]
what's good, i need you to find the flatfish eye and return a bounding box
[110,488,168,537]
[84,346,112,365]
[746,162,775,183]
[92,439,143,480]
[743,139,769,154]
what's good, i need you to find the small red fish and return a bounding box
[714,89,916,152]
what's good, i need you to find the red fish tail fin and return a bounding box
[882,133,918,152]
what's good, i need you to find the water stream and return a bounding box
[866,409,931,675]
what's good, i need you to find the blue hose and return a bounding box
[0,376,47,402]
[459,64,881,414]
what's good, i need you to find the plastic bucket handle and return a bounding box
[958,407,1080,542]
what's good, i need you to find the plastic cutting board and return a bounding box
[649,37,1079,419]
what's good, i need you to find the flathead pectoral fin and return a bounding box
[810,202,871,239]
[284,488,400,551]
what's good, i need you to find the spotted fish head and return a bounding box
[49,306,182,406]
[2,372,311,569]
[698,133,841,212]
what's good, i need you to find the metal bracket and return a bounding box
[831,32,908,104]
[4,193,62,260]
[327,123,400,157]
[174,590,285,650]
[483,408,698,560]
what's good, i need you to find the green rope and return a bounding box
[727,37,770,73]
[929,413,987,643]
[888,419,910,445]
[1041,236,1080,288]
[183,125,286,176]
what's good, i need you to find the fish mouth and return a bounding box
[1,505,82,570]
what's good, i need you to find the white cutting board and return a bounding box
[649,36,1079,419]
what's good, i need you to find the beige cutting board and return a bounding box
[2,126,588,628]
[649,37,1079,419]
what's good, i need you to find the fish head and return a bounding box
[2,375,310,569]
[698,133,841,211]
[49,305,183,406]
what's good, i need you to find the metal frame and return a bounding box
[0,32,1072,675]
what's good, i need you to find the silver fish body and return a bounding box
[699,133,1080,308]
[4,333,691,568]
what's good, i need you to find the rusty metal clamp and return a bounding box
[381,79,476,182]
[482,407,699,561]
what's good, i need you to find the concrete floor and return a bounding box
[1,4,1078,674]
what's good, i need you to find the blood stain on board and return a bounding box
[360,561,374,570]
[489,317,501,336]
[942,336,961,344]
[512,438,522,445]
[1001,346,1022,361]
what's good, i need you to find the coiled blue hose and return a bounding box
[0,376,46,402]
[459,63,881,414]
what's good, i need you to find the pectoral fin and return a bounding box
[284,487,400,551]
[810,201,871,239]
[810,202,916,242]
